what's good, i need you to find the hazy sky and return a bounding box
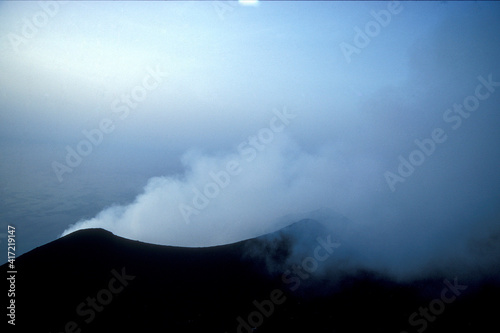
[1,1,499,279]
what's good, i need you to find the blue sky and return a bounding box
[1,1,499,279]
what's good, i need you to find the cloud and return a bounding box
[1,1,495,281]
[61,112,500,281]
[61,129,385,246]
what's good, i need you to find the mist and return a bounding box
[1,1,499,280]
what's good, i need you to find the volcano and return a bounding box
[3,217,499,333]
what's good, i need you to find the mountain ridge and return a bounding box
[3,218,499,332]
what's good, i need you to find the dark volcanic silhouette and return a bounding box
[3,219,499,333]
